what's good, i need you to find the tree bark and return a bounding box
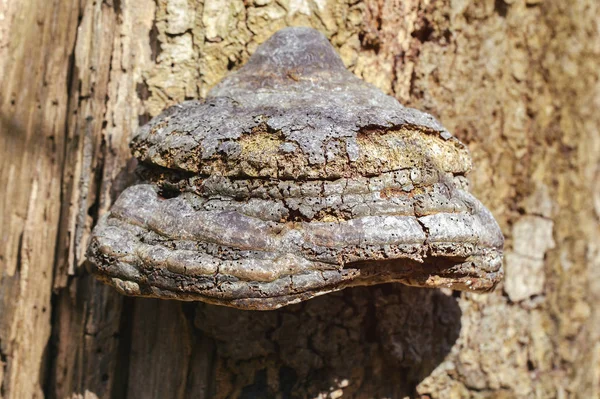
[1,0,599,398]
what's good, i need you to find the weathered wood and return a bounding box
[127,300,192,398]
[1,0,599,398]
[0,0,79,397]
[50,1,155,398]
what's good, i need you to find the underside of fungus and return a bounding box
[87,27,504,310]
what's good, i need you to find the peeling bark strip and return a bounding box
[86,28,504,310]
[0,0,599,398]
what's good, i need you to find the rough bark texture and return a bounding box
[0,0,598,398]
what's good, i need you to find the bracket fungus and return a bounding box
[87,27,504,310]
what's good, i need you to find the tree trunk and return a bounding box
[1,0,599,398]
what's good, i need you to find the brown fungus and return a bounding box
[86,27,504,310]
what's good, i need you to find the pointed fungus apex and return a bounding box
[86,27,504,310]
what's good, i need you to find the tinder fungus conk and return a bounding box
[87,27,504,310]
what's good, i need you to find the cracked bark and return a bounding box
[1,0,599,398]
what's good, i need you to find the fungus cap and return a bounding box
[87,27,504,310]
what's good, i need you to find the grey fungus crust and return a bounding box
[87,27,505,310]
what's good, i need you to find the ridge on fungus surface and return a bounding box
[86,27,505,310]
[87,181,503,310]
[131,27,469,179]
